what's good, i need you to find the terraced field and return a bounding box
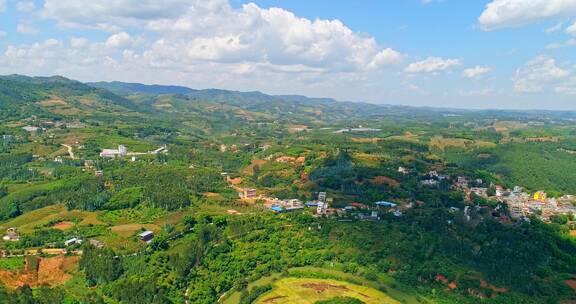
[256,277,399,304]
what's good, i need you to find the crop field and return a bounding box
[0,204,103,233]
[255,277,399,304]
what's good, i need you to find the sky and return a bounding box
[1,0,576,110]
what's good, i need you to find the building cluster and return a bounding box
[453,176,576,222]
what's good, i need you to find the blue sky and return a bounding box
[1,0,576,110]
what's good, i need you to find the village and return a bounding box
[450,173,576,223]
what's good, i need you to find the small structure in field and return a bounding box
[2,228,20,242]
[64,237,82,247]
[89,239,104,249]
[138,231,154,243]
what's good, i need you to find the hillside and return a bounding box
[0,75,576,304]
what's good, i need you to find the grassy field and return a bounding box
[0,204,104,234]
[255,277,399,304]
[222,267,419,304]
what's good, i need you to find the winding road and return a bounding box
[61,144,75,160]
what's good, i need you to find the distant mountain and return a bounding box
[88,81,196,95]
[0,75,139,119]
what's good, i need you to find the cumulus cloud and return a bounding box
[404,57,460,74]
[463,66,492,79]
[567,21,576,35]
[16,23,39,35]
[105,32,137,49]
[513,56,570,93]
[545,22,564,34]
[40,0,402,73]
[479,0,576,30]
[16,1,35,12]
[42,0,194,30]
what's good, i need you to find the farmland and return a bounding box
[255,278,398,304]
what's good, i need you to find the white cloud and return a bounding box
[545,38,576,49]
[545,22,564,34]
[0,0,6,12]
[479,0,576,30]
[105,32,137,49]
[41,0,402,73]
[405,57,460,74]
[463,66,492,79]
[16,23,39,35]
[513,56,570,93]
[0,30,6,37]
[42,0,194,30]
[16,1,35,12]
[555,83,576,95]
[567,21,576,35]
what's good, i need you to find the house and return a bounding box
[495,186,508,197]
[359,211,379,221]
[533,191,547,202]
[89,239,104,249]
[317,202,328,216]
[271,206,284,213]
[398,166,409,174]
[318,192,327,202]
[94,170,104,177]
[138,231,154,243]
[99,145,128,158]
[350,202,369,209]
[449,207,460,213]
[2,228,19,242]
[22,126,39,132]
[285,206,304,212]
[376,201,397,208]
[64,238,82,247]
[84,160,95,168]
[243,189,257,199]
[305,202,319,207]
[470,187,488,198]
[421,179,438,186]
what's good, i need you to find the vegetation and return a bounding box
[0,76,576,303]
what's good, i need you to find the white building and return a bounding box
[100,145,128,158]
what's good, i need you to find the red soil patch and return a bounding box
[227,177,243,185]
[52,221,74,230]
[245,159,268,175]
[301,282,350,293]
[435,274,458,290]
[480,279,508,293]
[0,255,78,289]
[565,280,576,291]
[275,156,296,163]
[370,176,399,187]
